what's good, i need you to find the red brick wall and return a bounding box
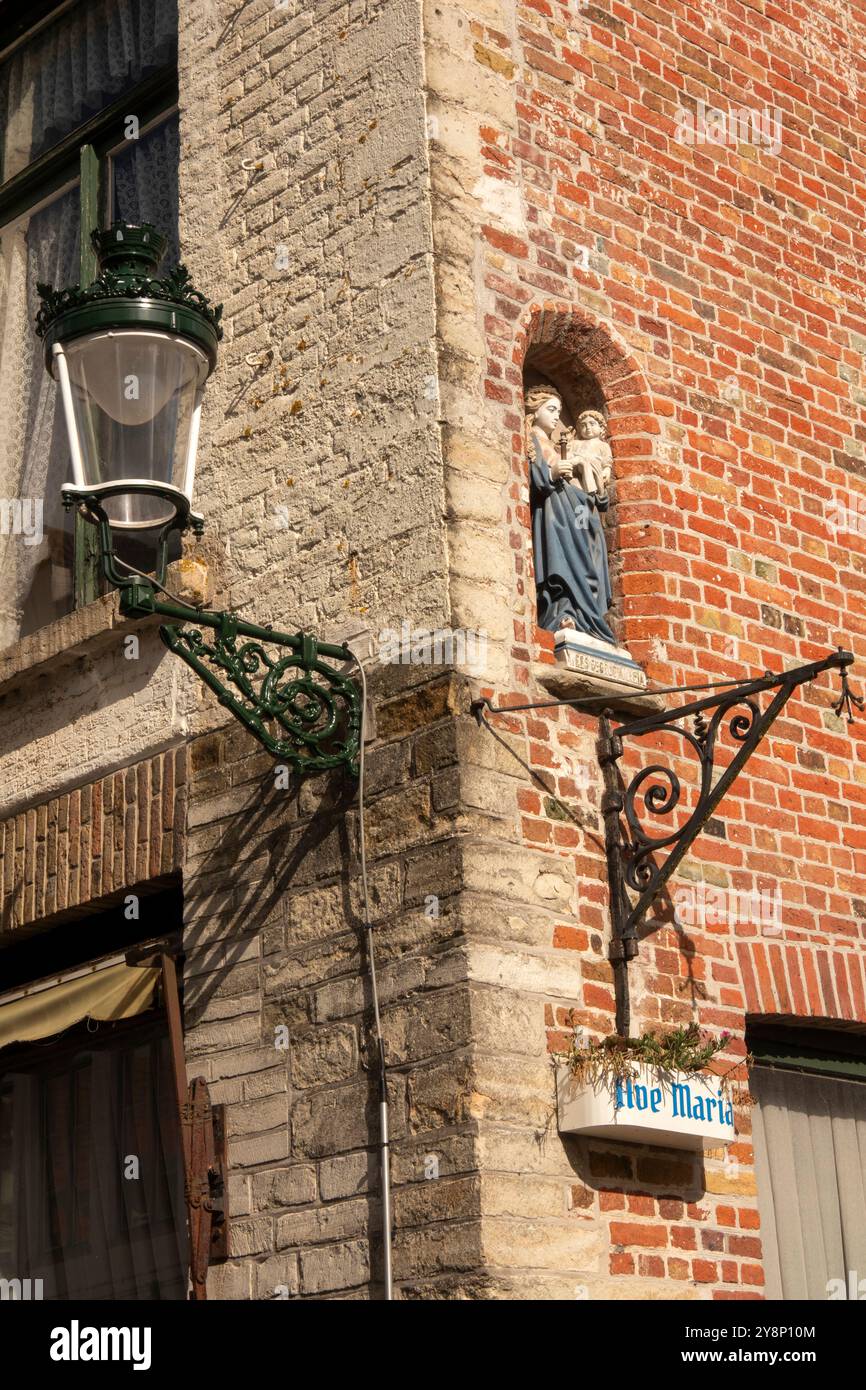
[0,748,186,935]
[473,0,866,1299]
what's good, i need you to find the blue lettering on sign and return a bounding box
[671,1082,691,1118]
[612,1077,734,1128]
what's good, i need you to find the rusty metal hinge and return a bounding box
[182,1075,228,1299]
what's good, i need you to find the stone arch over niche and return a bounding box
[516,304,658,667]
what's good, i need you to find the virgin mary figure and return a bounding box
[525,382,616,643]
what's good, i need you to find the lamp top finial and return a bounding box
[34,221,223,363]
[90,222,167,277]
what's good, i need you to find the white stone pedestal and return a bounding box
[553,628,647,690]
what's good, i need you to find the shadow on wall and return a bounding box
[562,1131,708,1208]
[181,757,359,1029]
[180,747,390,1288]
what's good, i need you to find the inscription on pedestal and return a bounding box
[557,645,647,688]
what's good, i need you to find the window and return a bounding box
[0,889,191,1300]
[749,1023,866,1300]
[0,0,179,649]
[0,1013,188,1299]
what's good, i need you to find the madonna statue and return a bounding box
[525,381,616,643]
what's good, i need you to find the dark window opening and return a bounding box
[0,886,189,1300]
[0,880,182,990]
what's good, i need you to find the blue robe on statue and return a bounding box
[529,433,616,643]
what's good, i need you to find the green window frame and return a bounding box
[749,1022,866,1081]
[0,2,178,611]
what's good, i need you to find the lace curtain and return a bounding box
[0,188,80,648]
[0,0,178,183]
[112,116,180,269]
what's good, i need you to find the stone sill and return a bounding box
[0,590,166,700]
[535,661,667,717]
[530,625,666,717]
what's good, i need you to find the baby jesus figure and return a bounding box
[564,410,612,498]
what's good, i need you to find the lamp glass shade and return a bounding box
[60,329,208,528]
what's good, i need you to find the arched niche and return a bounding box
[516,304,657,683]
[518,305,655,465]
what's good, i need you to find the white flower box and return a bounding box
[556,1062,736,1150]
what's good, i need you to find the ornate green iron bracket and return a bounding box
[69,497,362,777]
[120,580,362,776]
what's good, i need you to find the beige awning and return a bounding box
[0,962,160,1049]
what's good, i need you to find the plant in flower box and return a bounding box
[555,1022,746,1150]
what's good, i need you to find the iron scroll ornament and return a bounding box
[159,617,362,774]
[599,648,857,960]
[620,695,761,896]
[117,579,362,776]
[59,497,362,778]
[472,647,859,1036]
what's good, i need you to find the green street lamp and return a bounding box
[37,222,220,539]
[36,223,361,775]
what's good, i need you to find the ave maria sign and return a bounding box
[556,1063,735,1150]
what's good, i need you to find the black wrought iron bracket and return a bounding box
[66,495,362,777]
[600,649,857,968]
[473,648,860,1034]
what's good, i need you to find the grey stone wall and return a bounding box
[184,667,488,1299]
[169,0,491,1299]
[177,0,449,645]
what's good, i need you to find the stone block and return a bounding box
[462,840,577,913]
[253,1253,300,1300]
[382,988,472,1066]
[481,1216,605,1273]
[207,1261,252,1301]
[393,1175,480,1227]
[299,1240,370,1294]
[229,1216,274,1259]
[392,1221,484,1278]
[252,1165,318,1211]
[319,1151,376,1202]
[389,1133,478,1186]
[225,1094,289,1139]
[229,1130,291,1170]
[292,1026,358,1087]
[276,1198,369,1251]
[291,1076,407,1158]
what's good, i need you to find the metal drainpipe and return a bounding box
[354,655,394,1300]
